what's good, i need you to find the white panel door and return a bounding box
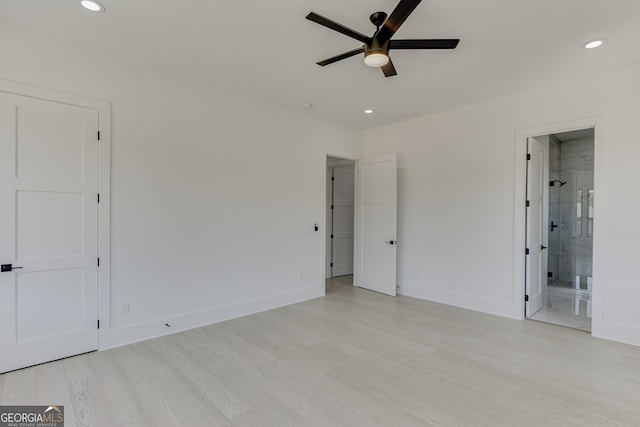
[0,92,99,373]
[526,138,545,317]
[354,154,397,296]
[331,166,355,277]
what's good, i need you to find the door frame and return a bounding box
[0,79,111,350]
[514,116,605,334]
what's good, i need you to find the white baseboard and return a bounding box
[592,320,640,347]
[400,284,639,348]
[99,285,323,350]
[399,284,522,320]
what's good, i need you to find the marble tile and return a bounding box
[530,283,592,331]
[559,137,594,173]
[549,138,561,173]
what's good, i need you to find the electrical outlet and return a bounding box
[120,301,130,315]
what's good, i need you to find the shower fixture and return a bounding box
[550,180,567,187]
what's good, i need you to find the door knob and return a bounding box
[385,240,396,245]
[1,264,23,272]
[541,245,547,250]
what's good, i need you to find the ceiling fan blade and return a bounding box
[306,12,371,44]
[390,39,460,49]
[376,0,422,43]
[381,59,397,77]
[317,47,365,66]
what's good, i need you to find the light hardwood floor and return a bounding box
[1,276,639,426]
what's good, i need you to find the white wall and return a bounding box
[0,25,362,348]
[363,61,640,347]
[4,22,639,349]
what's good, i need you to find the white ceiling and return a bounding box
[1,0,639,129]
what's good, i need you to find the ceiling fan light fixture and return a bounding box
[306,1,460,77]
[81,0,105,12]
[364,52,389,67]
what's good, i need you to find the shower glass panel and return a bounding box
[587,189,594,237]
[576,189,583,237]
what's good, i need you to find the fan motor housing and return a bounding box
[365,38,389,56]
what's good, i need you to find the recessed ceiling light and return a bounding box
[363,109,375,114]
[81,0,105,12]
[582,39,605,49]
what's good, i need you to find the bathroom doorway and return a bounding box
[526,128,594,331]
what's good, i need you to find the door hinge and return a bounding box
[330,234,334,239]
[526,153,531,160]
[97,131,101,141]
[548,271,553,278]
[331,176,335,181]
[97,193,100,203]
[525,248,530,255]
[97,319,100,329]
[330,205,334,210]
[97,257,100,267]
[330,262,333,267]
[525,200,530,207]
[524,295,529,302]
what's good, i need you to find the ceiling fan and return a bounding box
[306,0,459,77]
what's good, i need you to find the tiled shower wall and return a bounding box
[548,135,594,286]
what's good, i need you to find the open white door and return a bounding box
[354,153,397,296]
[0,91,99,373]
[526,138,545,317]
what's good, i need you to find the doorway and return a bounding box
[525,128,595,331]
[324,153,398,296]
[326,156,355,291]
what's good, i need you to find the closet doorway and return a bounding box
[326,157,355,285]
